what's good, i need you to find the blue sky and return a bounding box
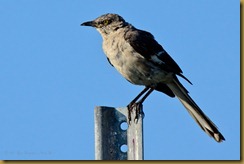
[0,0,240,160]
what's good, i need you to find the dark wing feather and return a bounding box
[124,28,183,75]
[124,28,192,85]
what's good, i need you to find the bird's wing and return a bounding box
[124,29,181,73]
[124,28,192,85]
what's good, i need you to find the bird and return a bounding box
[81,13,225,142]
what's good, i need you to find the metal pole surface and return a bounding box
[126,107,144,160]
[94,106,143,160]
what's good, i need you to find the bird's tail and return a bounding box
[166,78,225,142]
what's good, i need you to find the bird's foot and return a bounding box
[127,102,144,124]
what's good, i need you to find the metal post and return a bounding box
[94,106,144,160]
[126,107,144,160]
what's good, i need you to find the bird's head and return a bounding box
[81,13,128,36]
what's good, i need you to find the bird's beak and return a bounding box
[81,21,96,27]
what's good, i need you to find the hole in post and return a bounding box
[120,121,128,130]
[120,144,128,153]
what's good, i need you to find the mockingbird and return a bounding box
[81,13,225,142]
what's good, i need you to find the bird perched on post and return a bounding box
[81,13,225,142]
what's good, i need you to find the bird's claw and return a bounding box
[127,102,144,124]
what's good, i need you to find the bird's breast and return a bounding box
[102,33,170,86]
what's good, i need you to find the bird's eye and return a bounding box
[103,19,110,26]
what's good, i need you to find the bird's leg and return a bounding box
[127,87,150,108]
[127,87,154,123]
[133,88,154,122]
[136,87,154,105]
[127,87,150,123]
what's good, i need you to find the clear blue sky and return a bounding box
[0,0,240,160]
